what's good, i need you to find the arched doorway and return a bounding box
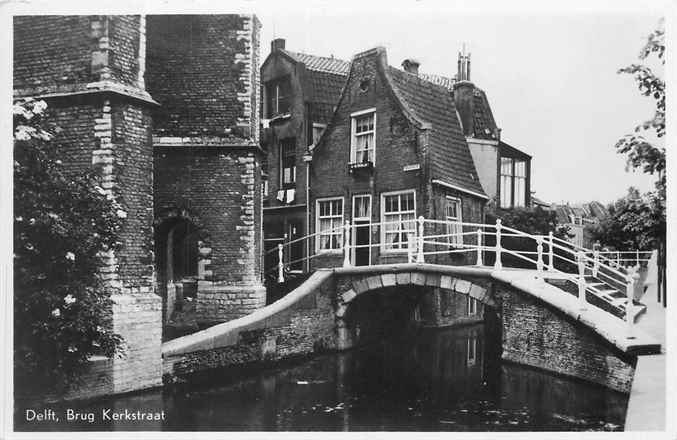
[155,217,200,324]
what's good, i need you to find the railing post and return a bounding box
[416,216,425,263]
[476,228,483,266]
[277,243,284,283]
[577,251,587,309]
[407,233,415,263]
[548,231,554,271]
[536,236,544,275]
[626,267,639,338]
[494,219,502,270]
[343,220,351,268]
[592,249,599,277]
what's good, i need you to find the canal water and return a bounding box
[16,323,628,432]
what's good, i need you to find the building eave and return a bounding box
[432,179,489,200]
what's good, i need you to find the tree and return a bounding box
[613,20,666,302]
[14,98,124,394]
[615,19,665,196]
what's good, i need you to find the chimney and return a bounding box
[401,58,420,76]
[457,46,471,81]
[271,38,285,52]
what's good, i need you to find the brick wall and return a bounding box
[496,282,635,393]
[145,15,259,139]
[14,15,161,400]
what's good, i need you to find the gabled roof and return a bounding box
[281,50,350,75]
[275,49,348,123]
[454,82,499,141]
[386,67,487,197]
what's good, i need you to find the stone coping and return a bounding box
[162,270,332,357]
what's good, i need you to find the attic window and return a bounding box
[359,79,370,92]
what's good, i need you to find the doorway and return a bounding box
[353,194,372,266]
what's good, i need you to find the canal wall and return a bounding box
[161,264,659,394]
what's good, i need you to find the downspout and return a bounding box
[303,152,313,273]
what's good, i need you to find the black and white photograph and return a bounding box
[3,0,673,436]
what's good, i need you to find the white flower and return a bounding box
[64,294,76,305]
[94,185,107,196]
[116,209,127,219]
[65,252,75,261]
[15,216,23,222]
[51,308,61,318]
[33,100,47,114]
[67,345,77,353]
[55,160,63,165]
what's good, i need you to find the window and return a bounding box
[381,191,416,251]
[353,194,371,220]
[500,157,513,208]
[266,77,291,117]
[466,296,478,315]
[446,196,462,246]
[312,123,326,145]
[350,109,376,164]
[514,160,526,207]
[316,198,343,251]
[280,139,296,188]
[500,157,527,208]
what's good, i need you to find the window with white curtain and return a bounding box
[500,157,527,208]
[381,191,416,251]
[514,160,526,207]
[350,109,376,164]
[353,194,371,220]
[316,198,343,251]
[446,196,463,247]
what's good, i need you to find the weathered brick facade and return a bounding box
[14,13,264,399]
[14,15,161,400]
[146,14,265,326]
[309,47,487,270]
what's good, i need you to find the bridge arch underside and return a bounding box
[334,269,636,393]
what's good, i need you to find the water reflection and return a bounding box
[16,323,627,431]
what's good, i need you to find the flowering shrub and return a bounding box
[14,99,124,393]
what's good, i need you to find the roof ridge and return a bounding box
[281,49,350,75]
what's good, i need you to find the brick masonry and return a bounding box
[495,281,635,393]
[146,14,265,325]
[14,15,162,401]
[163,268,638,393]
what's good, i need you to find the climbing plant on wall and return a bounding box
[13,99,124,393]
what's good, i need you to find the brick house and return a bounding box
[13,14,263,398]
[451,50,533,209]
[260,38,348,275]
[309,47,489,269]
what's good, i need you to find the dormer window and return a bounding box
[350,109,376,165]
[266,77,291,118]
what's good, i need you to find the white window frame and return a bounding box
[500,157,513,208]
[315,197,344,253]
[352,194,372,221]
[350,108,376,165]
[445,196,463,247]
[514,160,526,207]
[380,189,417,253]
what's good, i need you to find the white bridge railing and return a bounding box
[264,217,648,334]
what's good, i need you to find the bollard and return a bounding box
[416,216,425,263]
[277,243,284,283]
[536,236,544,275]
[577,251,587,309]
[476,228,483,266]
[548,231,554,271]
[494,219,503,270]
[343,220,351,268]
[626,267,639,338]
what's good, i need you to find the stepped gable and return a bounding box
[387,65,487,197]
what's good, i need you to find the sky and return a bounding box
[258,7,665,205]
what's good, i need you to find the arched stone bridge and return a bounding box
[162,263,660,393]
